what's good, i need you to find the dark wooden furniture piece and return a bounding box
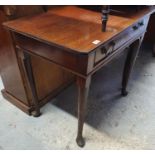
[153,44,155,57]
[0,6,73,116]
[3,6,155,147]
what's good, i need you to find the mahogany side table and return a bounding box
[3,6,155,147]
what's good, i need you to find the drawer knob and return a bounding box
[133,25,139,30]
[108,41,115,53]
[101,47,107,55]
[110,41,115,47]
[138,21,144,26]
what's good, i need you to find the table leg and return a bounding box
[23,52,41,117]
[153,43,155,57]
[121,38,143,96]
[76,76,91,147]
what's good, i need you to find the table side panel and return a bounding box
[14,33,89,76]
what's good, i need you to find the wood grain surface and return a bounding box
[4,6,155,53]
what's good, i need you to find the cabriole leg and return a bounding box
[76,76,91,147]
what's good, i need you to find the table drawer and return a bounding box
[94,17,149,64]
[114,18,148,50]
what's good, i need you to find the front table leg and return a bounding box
[76,76,91,147]
[122,38,143,96]
[23,52,41,117]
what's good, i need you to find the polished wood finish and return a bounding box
[0,6,74,115]
[0,6,140,53]
[3,6,154,147]
[4,6,155,53]
[31,55,73,101]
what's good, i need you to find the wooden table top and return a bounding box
[3,6,155,53]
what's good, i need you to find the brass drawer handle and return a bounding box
[108,41,115,54]
[101,47,107,55]
[110,41,115,48]
[138,21,144,26]
[133,25,139,30]
[101,41,115,55]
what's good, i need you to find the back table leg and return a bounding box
[76,76,91,147]
[153,43,155,57]
[122,38,143,96]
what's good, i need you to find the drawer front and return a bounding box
[94,16,149,64]
[114,17,148,50]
